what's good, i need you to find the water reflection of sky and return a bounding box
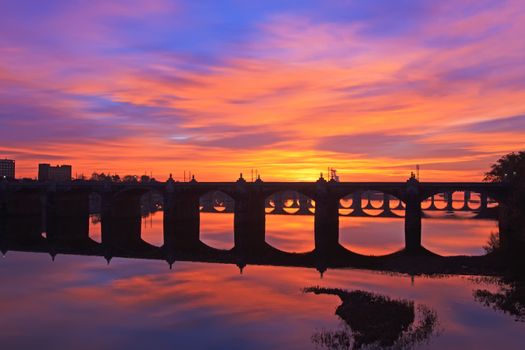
[1,212,522,349]
[1,253,524,349]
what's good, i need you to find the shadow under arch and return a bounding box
[199,190,234,250]
[265,190,315,253]
[338,190,405,256]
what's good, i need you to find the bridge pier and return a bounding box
[0,216,43,252]
[445,191,454,211]
[101,190,145,250]
[234,181,266,255]
[364,191,375,210]
[0,183,6,217]
[314,179,340,255]
[163,190,201,250]
[351,191,365,216]
[428,195,437,210]
[380,193,393,216]
[290,194,300,209]
[1,190,45,246]
[460,191,471,211]
[46,190,90,243]
[272,192,286,214]
[224,198,235,213]
[404,179,422,252]
[480,192,488,211]
[297,194,311,215]
[4,190,43,217]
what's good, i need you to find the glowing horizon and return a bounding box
[1,1,525,181]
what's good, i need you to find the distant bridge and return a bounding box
[200,189,498,219]
[0,176,510,265]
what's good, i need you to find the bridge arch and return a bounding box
[199,190,234,250]
[420,190,497,219]
[337,190,404,218]
[338,189,405,255]
[266,190,313,215]
[138,188,164,247]
[264,190,315,253]
[420,190,499,256]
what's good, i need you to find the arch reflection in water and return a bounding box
[305,287,440,349]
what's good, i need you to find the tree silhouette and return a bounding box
[484,151,525,183]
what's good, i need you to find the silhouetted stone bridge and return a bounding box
[202,188,498,218]
[0,176,510,267]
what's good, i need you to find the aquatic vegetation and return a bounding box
[305,287,440,349]
[474,279,525,322]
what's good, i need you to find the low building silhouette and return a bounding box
[38,163,72,182]
[0,159,15,179]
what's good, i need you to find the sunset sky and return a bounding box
[1,0,524,181]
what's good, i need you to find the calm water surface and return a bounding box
[1,211,524,349]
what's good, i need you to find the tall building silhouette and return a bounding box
[0,159,15,179]
[38,163,72,181]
